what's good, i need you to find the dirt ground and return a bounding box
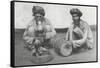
[14,30,97,66]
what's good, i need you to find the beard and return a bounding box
[35,16,44,33]
[73,19,80,26]
[35,16,44,23]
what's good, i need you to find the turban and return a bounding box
[32,6,45,16]
[70,8,82,17]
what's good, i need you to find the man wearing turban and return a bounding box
[23,6,56,56]
[66,8,93,49]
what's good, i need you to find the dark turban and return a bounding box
[32,6,45,16]
[70,8,82,17]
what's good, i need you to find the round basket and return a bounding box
[29,51,54,64]
[54,38,73,57]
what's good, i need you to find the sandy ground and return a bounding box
[14,30,97,66]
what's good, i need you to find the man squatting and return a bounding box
[23,6,56,56]
[66,8,93,49]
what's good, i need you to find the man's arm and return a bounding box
[73,23,89,46]
[73,29,88,45]
[23,22,35,44]
[65,23,88,48]
[44,19,56,39]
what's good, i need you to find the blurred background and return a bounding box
[15,2,97,29]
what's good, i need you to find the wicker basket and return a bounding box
[53,38,73,57]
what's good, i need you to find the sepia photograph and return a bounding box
[11,1,98,67]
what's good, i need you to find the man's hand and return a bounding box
[34,39,41,45]
[72,40,81,48]
[26,37,34,44]
[45,32,52,39]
